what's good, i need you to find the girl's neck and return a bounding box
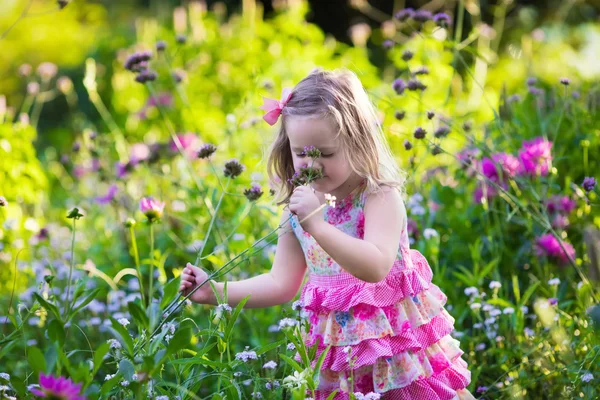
[317,173,365,203]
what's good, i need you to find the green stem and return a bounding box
[196,178,231,265]
[149,223,155,306]
[130,226,146,308]
[65,218,76,318]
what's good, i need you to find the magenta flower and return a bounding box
[30,373,86,399]
[518,137,553,177]
[95,184,118,205]
[170,133,201,158]
[535,233,575,265]
[582,177,596,192]
[473,185,500,204]
[140,196,165,222]
[546,195,576,215]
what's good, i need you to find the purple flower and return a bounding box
[528,86,544,96]
[413,10,433,23]
[130,143,151,165]
[197,143,217,159]
[548,297,558,306]
[551,214,570,230]
[518,137,553,177]
[482,153,520,180]
[403,139,413,150]
[223,159,245,179]
[115,161,131,179]
[395,8,415,21]
[535,233,575,265]
[95,184,118,205]
[526,77,537,86]
[433,126,450,138]
[433,12,451,27]
[124,51,152,72]
[560,77,570,86]
[30,373,86,400]
[401,50,413,61]
[244,183,264,201]
[407,79,426,91]
[135,70,158,84]
[140,196,165,222]
[382,40,394,49]
[473,185,500,204]
[414,66,429,75]
[582,177,596,192]
[156,40,167,52]
[407,218,419,239]
[413,127,427,139]
[392,78,406,95]
[476,386,488,393]
[146,92,173,108]
[170,133,201,158]
[395,110,406,120]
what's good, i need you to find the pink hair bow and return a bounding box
[260,87,293,126]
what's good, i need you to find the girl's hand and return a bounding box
[179,263,213,304]
[289,185,323,232]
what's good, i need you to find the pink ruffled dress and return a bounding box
[290,188,475,400]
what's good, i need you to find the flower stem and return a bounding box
[130,226,146,308]
[65,218,76,318]
[149,223,155,307]
[196,177,231,265]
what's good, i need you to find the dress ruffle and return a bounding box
[313,356,474,400]
[301,249,434,314]
[304,283,449,347]
[304,311,456,371]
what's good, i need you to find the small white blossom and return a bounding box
[292,300,304,311]
[0,373,9,380]
[547,278,561,286]
[581,373,594,383]
[503,307,515,315]
[524,327,535,337]
[286,343,296,351]
[121,380,130,387]
[470,303,482,310]
[342,346,352,354]
[131,374,138,382]
[282,369,308,389]
[423,228,439,239]
[104,374,115,381]
[278,318,297,329]
[482,304,494,312]
[235,348,258,362]
[324,193,336,208]
[521,306,529,314]
[0,385,10,391]
[475,343,486,351]
[473,323,483,329]
[252,391,263,398]
[464,287,479,297]
[489,281,501,289]
[263,361,277,369]
[489,309,501,317]
[217,303,232,313]
[118,318,130,327]
[155,396,169,400]
[108,339,121,350]
[353,392,382,400]
[234,372,243,377]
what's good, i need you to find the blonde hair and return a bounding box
[267,68,406,204]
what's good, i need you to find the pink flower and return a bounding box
[140,196,165,222]
[130,143,151,165]
[95,184,118,205]
[535,233,575,265]
[518,137,553,177]
[170,133,201,158]
[30,373,86,399]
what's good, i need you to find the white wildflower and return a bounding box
[121,380,129,387]
[489,281,501,289]
[0,373,10,380]
[464,287,479,297]
[286,343,296,351]
[118,318,130,327]
[503,307,514,314]
[423,228,438,239]
[235,347,258,362]
[581,373,593,383]
[278,318,297,329]
[108,339,121,350]
[470,303,482,310]
[263,361,277,369]
[547,278,561,286]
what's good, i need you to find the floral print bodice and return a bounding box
[289,187,411,276]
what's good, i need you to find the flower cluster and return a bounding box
[123,50,157,84]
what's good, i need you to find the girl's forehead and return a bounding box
[286,116,338,147]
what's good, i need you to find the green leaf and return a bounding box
[224,295,250,341]
[255,339,286,356]
[93,343,110,375]
[48,319,65,347]
[279,354,303,373]
[166,320,193,356]
[161,278,181,309]
[312,344,331,385]
[28,346,47,374]
[119,359,135,381]
[520,281,541,306]
[128,301,149,330]
[69,288,104,321]
[108,317,134,356]
[326,390,340,400]
[33,293,62,322]
[100,375,119,395]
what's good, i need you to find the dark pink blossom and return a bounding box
[518,137,553,177]
[170,133,201,158]
[535,233,575,265]
[30,373,86,400]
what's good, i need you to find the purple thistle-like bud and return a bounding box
[462,121,472,132]
[528,86,544,96]
[526,77,537,86]
[407,79,427,91]
[395,110,406,120]
[223,159,245,179]
[431,145,443,156]
[413,10,433,23]
[72,141,81,152]
[392,78,407,95]
[433,12,451,27]
[382,40,394,49]
[434,126,450,138]
[303,145,322,159]
[124,50,152,72]
[395,8,415,21]
[57,0,69,9]
[401,50,414,61]
[135,70,158,84]
[244,183,264,202]
[176,34,187,44]
[172,69,186,83]
[156,40,167,52]
[197,143,217,159]
[560,77,570,86]
[426,110,435,120]
[414,66,429,75]
[548,297,558,306]
[582,177,596,192]
[403,140,413,150]
[414,127,427,139]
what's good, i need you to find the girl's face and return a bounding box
[286,116,357,196]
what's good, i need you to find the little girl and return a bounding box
[180,68,475,399]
